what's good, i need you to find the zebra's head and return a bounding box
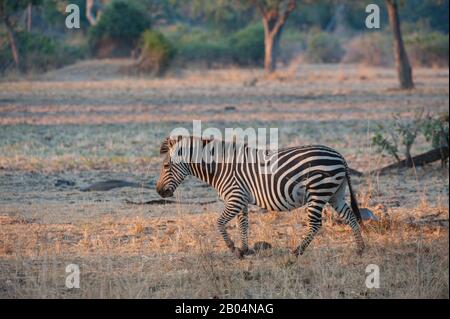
[156,136,190,198]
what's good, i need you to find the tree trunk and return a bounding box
[4,17,20,70]
[86,0,99,26]
[264,33,275,73]
[263,18,283,74]
[386,0,414,89]
[255,0,295,75]
[27,3,32,31]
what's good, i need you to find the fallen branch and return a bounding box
[80,180,153,192]
[369,146,448,176]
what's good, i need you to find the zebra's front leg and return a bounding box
[293,199,325,256]
[237,206,255,256]
[217,201,244,258]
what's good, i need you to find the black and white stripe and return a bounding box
[156,136,364,257]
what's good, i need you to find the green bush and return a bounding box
[179,35,229,64]
[405,32,449,67]
[163,25,230,66]
[342,32,393,66]
[0,31,86,73]
[228,23,264,65]
[137,30,175,75]
[88,0,150,57]
[162,23,264,67]
[305,31,344,63]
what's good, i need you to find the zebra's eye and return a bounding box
[163,162,171,169]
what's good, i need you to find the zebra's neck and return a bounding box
[187,161,218,188]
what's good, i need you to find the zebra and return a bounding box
[156,135,364,258]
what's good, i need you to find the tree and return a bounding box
[0,1,41,69]
[250,0,296,74]
[86,0,102,26]
[26,2,31,31]
[386,0,414,89]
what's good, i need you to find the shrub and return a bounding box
[163,25,230,66]
[421,111,449,150]
[371,110,449,165]
[305,31,344,63]
[228,23,265,65]
[342,32,393,66]
[405,32,449,67]
[137,30,174,75]
[0,31,85,73]
[178,36,229,65]
[88,0,150,57]
[162,23,264,67]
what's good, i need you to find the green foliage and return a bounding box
[138,30,175,75]
[372,110,449,163]
[305,31,344,63]
[88,0,150,56]
[180,39,229,65]
[41,0,90,30]
[164,25,227,65]
[0,0,43,17]
[129,0,179,25]
[0,31,85,73]
[397,0,449,34]
[372,127,401,162]
[421,112,449,149]
[404,32,449,67]
[289,1,335,30]
[228,23,264,65]
[163,23,264,67]
[171,0,255,32]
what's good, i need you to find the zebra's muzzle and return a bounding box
[157,186,173,198]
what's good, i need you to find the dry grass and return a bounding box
[0,61,448,298]
[0,205,447,298]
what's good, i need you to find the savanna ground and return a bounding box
[0,61,448,298]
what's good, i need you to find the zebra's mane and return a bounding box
[159,135,249,155]
[160,135,214,155]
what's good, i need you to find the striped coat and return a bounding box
[156,136,364,258]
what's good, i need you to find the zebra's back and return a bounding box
[236,145,347,211]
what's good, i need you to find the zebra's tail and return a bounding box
[345,166,363,226]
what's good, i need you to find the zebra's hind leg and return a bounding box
[237,207,255,256]
[331,199,365,255]
[293,199,326,256]
[217,200,245,258]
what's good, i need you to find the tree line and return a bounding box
[1,0,448,89]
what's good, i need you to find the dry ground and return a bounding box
[0,61,448,298]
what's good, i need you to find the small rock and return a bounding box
[55,179,76,187]
[224,106,236,112]
[360,208,380,221]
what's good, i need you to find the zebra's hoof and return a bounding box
[292,247,303,257]
[233,248,245,259]
[356,246,365,256]
[242,248,255,256]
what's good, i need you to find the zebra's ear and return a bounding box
[160,137,177,155]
